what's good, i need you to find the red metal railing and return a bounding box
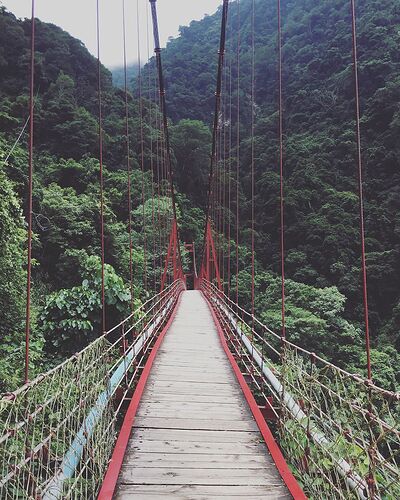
[0,279,185,500]
[201,279,400,499]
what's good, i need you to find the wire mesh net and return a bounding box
[202,280,400,500]
[0,280,184,499]
[0,337,114,499]
[279,349,400,499]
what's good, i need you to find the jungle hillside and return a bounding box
[0,0,400,392]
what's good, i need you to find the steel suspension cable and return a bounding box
[227,21,233,297]
[137,0,148,294]
[345,9,376,490]
[251,0,255,322]
[277,0,286,338]
[24,0,35,384]
[96,0,106,332]
[122,0,134,311]
[215,117,219,284]
[157,88,167,282]
[145,1,157,293]
[201,0,230,272]
[149,1,181,241]
[218,68,224,287]
[223,6,232,294]
[145,0,155,291]
[350,0,371,381]
[235,0,241,306]
[222,49,228,293]
[154,72,163,284]
[148,0,183,286]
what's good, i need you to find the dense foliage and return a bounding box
[137,0,400,386]
[0,0,399,392]
[0,152,39,391]
[0,8,173,387]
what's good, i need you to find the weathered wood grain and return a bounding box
[115,291,290,499]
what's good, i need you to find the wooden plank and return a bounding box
[150,364,233,371]
[152,362,229,369]
[136,400,249,413]
[126,439,267,455]
[119,467,283,486]
[147,374,237,384]
[143,387,242,398]
[146,380,242,390]
[136,401,249,412]
[154,355,228,363]
[121,452,271,469]
[136,409,252,421]
[114,291,290,499]
[137,398,247,407]
[115,484,290,499]
[133,416,259,431]
[139,393,238,404]
[151,366,231,376]
[131,428,262,444]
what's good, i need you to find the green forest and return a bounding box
[0,0,399,394]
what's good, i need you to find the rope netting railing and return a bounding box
[0,279,184,500]
[201,280,400,499]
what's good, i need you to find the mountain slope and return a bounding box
[139,0,400,376]
[0,3,399,390]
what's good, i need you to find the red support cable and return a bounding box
[146,1,157,293]
[150,168,156,291]
[227,25,233,298]
[149,0,183,286]
[221,79,226,292]
[208,222,222,291]
[277,0,286,338]
[154,78,163,285]
[159,122,168,285]
[122,0,134,311]
[216,121,220,287]
[160,220,181,291]
[201,220,223,291]
[235,0,241,307]
[251,0,255,322]
[137,0,148,294]
[160,223,175,291]
[149,0,181,229]
[350,0,371,381]
[348,6,376,493]
[96,0,106,333]
[218,104,220,277]
[24,0,35,384]
[222,66,227,294]
[206,230,210,282]
[200,0,230,273]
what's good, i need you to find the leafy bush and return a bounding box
[40,256,133,358]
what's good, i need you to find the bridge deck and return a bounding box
[115,290,290,499]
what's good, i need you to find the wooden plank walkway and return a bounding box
[115,290,291,499]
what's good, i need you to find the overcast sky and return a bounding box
[1,0,222,68]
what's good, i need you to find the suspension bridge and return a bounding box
[1,0,400,499]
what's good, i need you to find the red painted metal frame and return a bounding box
[160,220,183,291]
[199,220,222,291]
[202,291,307,500]
[97,291,183,500]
